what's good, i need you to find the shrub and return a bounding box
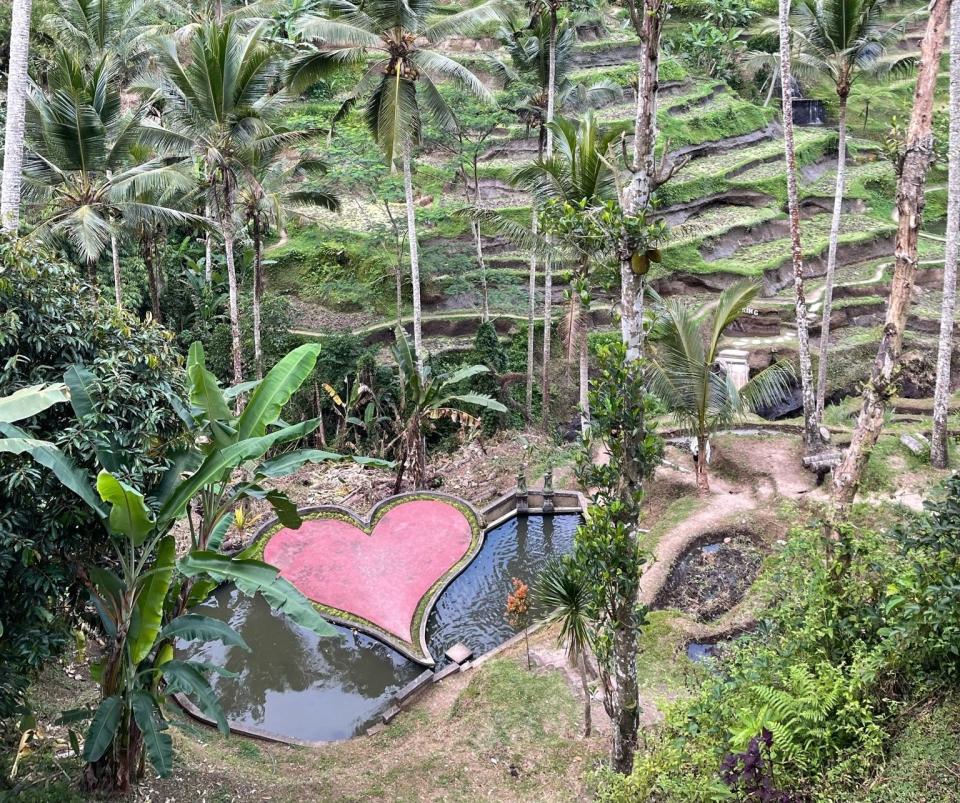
[0,238,185,717]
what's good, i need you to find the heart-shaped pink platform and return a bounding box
[257,495,482,664]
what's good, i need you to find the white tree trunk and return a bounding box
[931,0,960,469]
[472,220,489,322]
[526,210,537,422]
[541,9,558,432]
[779,0,823,455]
[403,150,424,377]
[1,0,33,233]
[111,231,122,309]
[619,0,663,359]
[252,218,265,380]
[579,323,590,434]
[832,0,951,511]
[220,187,243,387]
[815,96,849,418]
[204,201,213,284]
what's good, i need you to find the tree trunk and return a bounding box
[111,231,123,309]
[204,201,213,284]
[526,209,537,423]
[610,603,639,774]
[696,433,710,492]
[779,0,823,456]
[931,0,960,469]
[472,219,489,323]
[252,215,265,380]
[143,233,161,322]
[402,150,424,377]
[1,0,32,233]
[219,181,243,387]
[542,252,553,434]
[815,94,849,418]
[578,652,592,738]
[832,0,951,510]
[540,7,558,433]
[620,0,664,359]
[579,324,590,435]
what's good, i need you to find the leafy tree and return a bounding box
[0,237,185,718]
[573,340,662,773]
[148,19,288,385]
[237,141,340,378]
[645,281,793,492]
[514,112,622,431]
[389,327,506,491]
[285,0,503,375]
[22,49,195,303]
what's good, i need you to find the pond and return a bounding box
[182,513,581,742]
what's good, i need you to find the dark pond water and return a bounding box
[183,514,581,742]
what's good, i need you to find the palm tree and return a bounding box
[238,142,340,378]
[1,0,34,232]
[538,557,594,737]
[793,0,913,418]
[645,281,794,492]
[22,51,195,305]
[491,14,618,424]
[931,0,960,469]
[285,0,503,376]
[778,0,824,457]
[149,19,288,385]
[513,112,620,432]
[41,0,158,81]
[389,328,507,492]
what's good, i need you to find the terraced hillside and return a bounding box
[267,2,951,404]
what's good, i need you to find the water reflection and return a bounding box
[182,514,581,742]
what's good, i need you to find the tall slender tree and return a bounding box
[931,0,960,468]
[832,0,951,515]
[238,144,340,378]
[149,20,286,386]
[793,0,913,418]
[286,0,502,377]
[1,0,33,232]
[779,0,824,457]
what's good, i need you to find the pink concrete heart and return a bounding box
[258,495,481,664]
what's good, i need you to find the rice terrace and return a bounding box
[2,0,960,800]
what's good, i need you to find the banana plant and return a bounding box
[6,343,389,791]
[389,328,507,492]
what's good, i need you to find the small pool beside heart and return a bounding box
[182,510,582,743]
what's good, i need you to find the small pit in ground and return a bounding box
[654,529,763,621]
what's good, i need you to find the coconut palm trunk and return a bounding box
[403,149,425,377]
[142,231,161,321]
[252,214,265,379]
[1,0,32,233]
[832,0,951,511]
[779,0,823,456]
[204,200,213,284]
[541,5,558,433]
[111,231,123,309]
[931,0,960,469]
[526,210,538,422]
[217,179,243,386]
[815,93,849,417]
[620,0,664,359]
